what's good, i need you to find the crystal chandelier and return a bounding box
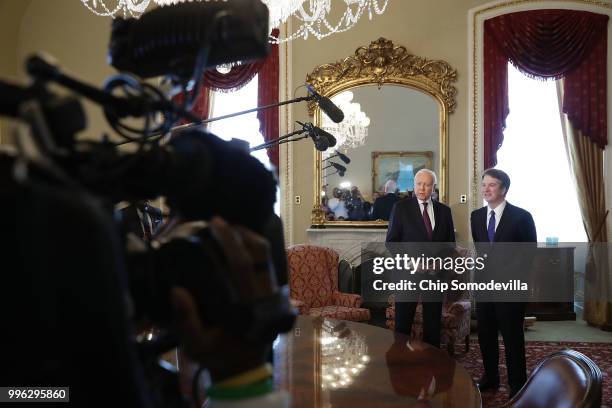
[319,319,369,390]
[80,0,389,43]
[322,90,370,154]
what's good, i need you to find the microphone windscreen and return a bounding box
[314,137,329,152]
[337,152,351,164]
[314,126,337,147]
[331,162,346,172]
[319,97,344,123]
[109,0,269,79]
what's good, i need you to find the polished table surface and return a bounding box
[273,316,481,408]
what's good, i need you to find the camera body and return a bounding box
[0,0,296,405]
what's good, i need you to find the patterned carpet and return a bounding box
[454,340,612,407]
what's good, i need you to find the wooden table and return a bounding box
[273,316,481,408]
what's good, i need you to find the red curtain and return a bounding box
[204,60,264,92]
[483,10,608,168]
[173,30,280,173]
[172,88,210,125]
[257,28,280,173]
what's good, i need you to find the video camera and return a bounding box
[0,1,295,406]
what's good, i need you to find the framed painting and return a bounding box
[372,151,434,193]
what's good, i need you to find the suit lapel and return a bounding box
[477,207,489,242]
[410,198,428,239]
[432,201,442,240]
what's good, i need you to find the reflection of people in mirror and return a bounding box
[347,186,367,221]
[328,187,348,220]
[372,180,400,221]
[432,188,439,201]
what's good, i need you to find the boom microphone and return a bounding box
[297,121,329,152]
[306,84,344,123]
[322,151,350,164]
[108,0,269,79]
[337,152,350,164]
[313,126,337,147]
[331,162,346,173]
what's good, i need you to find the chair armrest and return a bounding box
[332,292,362,308]
[290,298,309,314]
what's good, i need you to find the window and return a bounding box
[208,75,280,215]
[494,63,587,242]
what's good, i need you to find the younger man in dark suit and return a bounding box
[471,168,537,398]
[387,169,455,348]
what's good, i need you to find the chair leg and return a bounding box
[465,334,470,353]
[447,342,455,356]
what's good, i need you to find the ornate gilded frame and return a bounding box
[307,37,457,227]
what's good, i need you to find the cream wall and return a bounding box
[2,0,117,143]
[290,0,490,244]
[0,0,29,144]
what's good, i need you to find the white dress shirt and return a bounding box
[418,198,435,230]
[486,200,507,232]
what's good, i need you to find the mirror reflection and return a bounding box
[320,85,440,222]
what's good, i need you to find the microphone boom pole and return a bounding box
[249,128,307,152]
[172,95,312,133]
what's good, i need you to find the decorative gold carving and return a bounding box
[306,38,457,116]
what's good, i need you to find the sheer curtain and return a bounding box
[496,64,586,243]
[483,9,610,328]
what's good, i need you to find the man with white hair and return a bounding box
[371,179,400,221]
[386,169,456,348]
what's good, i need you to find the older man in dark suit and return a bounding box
[471,168,537,398]
[372,179,400,221]
[386,169,455,348]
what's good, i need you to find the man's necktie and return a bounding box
[422,202,433,241]
[487,210,496,242]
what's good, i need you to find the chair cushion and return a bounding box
[308,306,371,322]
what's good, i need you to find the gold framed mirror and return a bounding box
[307,38,457,227]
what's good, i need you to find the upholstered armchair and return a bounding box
[385,294,471,355]
[287,244,370,322]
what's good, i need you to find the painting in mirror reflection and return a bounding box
[321,85,440,221]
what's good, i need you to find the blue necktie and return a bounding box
[487,210,496,242]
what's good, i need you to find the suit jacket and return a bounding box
[387,197,455,243]
[471,202,537,286]
[470,202,536,243]
[372,193,400,221]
